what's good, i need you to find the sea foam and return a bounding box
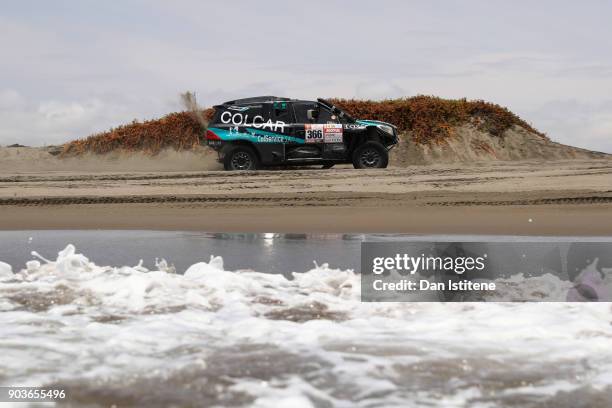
[1,245,611,407]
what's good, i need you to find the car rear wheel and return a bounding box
[352,142,389,169]
[224,146,259,171]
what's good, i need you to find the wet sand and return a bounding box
[1,160,611,234]
[1,204,611,235]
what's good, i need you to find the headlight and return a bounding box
[377,124,394,135]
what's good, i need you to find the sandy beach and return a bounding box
[1,159,610,234]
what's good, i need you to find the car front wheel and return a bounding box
[352,142,389,169]
[224,146,260,171]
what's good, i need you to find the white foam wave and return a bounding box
[1,245,612,407]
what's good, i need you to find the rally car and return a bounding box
[205,96,398,170]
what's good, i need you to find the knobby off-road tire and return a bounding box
[223,146,260,171]
[352,142,389,169]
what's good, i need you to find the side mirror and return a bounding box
[306,109,319,121]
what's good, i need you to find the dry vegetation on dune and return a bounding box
[62,110,214,156]
[330,96,547,144]
[62,96,546,155]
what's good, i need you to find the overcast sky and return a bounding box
[1,0,611,152]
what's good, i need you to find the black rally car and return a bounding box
[205,96,398,170]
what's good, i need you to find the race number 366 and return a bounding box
[305,124,324,143]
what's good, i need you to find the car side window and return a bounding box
[272,101,294,123]
[293,102,340,124]
[293,102,316,124]
[316,106,340,124]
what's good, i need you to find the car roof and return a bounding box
[220,96,317,106]
[221,96,291,105]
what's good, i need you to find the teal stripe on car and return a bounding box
[356,119,387,126]
[208,127,304,144]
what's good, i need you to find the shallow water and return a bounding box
[0,231,366,277]
[1,241,612,407]
[2,231,609,276]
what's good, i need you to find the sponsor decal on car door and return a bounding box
[305,124,343,143]
[323,124,343,143]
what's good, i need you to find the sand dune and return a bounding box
[392,125,608,165]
